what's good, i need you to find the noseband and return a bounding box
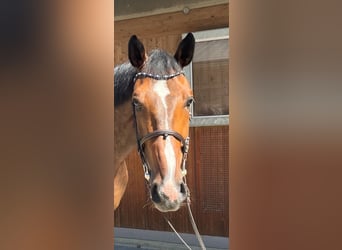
[132,71,190,182]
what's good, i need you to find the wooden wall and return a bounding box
[114,3,229,237]
[114,3,229,64]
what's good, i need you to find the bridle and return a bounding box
[133,70,185,83]
[132,70,190,182]
[131,70,206,249]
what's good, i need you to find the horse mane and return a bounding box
[114,62,137,107]
[114,49,182,107]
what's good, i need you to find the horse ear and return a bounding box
[128,35,146,69]
[174,33,195,68]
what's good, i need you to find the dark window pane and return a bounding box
[192,39,229,116]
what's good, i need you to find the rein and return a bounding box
[132,71,206,250]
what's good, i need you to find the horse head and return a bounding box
[128,33,195,212]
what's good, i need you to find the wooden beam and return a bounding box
[115,0,229,21]
[115,3,229,41]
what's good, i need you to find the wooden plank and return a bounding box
[115,3,229,41]
[115,0,229,21]
[194,126,229,236]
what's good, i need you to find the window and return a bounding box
[184,28,229,127]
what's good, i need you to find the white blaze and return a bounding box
[153,80,176,182]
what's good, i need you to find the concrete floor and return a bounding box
[114,227,229,250]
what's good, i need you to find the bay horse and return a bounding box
[114,33,195,212]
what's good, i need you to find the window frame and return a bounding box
[183,27,229,127]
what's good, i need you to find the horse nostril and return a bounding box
[180,182,187,195]
[151,184,161,203]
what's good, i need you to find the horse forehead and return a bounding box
[169,75,192,95]
[152,80,170,98]
[134,76,191,103]
[134,79,153,94]
[153,76,191,96]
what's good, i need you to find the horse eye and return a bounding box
[132,98,143,111]
[185,97,194,108]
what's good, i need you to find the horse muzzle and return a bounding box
[150,181,187,212]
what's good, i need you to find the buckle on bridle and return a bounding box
[143,163,150,181]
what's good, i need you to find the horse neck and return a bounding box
[114,100,136,164]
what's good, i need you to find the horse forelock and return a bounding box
[143,49,181,75]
